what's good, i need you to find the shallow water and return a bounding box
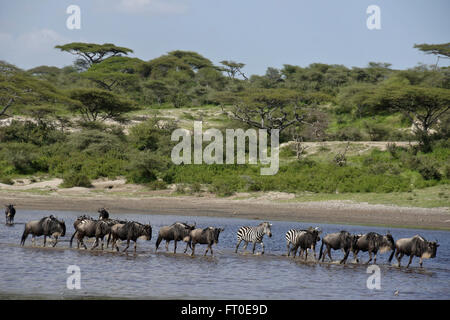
[0,210,449,299]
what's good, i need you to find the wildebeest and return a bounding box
[319,231,359,264]
[155,222,196,254]
[352,232,395,264]
[98,208,109,220]
[110,221,152,253]
[20,215,66,247]
[5,204,16,225]
[287,227,321,261]
[235,222,272,255]
[388,235,439,268]
[184,227,224,256]
[70,215,98,249]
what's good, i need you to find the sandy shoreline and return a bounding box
[1,189,449,230]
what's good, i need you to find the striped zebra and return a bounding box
[235,222,272,254]
[285,229,308,256]
[285,227,321,258]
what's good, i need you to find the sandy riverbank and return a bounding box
[0,178,449,230]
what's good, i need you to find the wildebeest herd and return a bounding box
[5,205,441,268]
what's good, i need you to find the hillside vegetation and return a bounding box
[0,42,449,204]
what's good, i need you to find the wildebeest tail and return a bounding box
[20,226,28,246]
[319,240,324,260]
[69,230,78,248]
[388,247,395,263]
[155,234,162,250]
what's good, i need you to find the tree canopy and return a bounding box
[55,42,134,68]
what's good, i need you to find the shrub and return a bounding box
[0,176,14,185]
[190,182,202,193]
[126,151,170,184]
[209,178,238,197]
[146,180,167,190]
[61,171,93,188]
[417,162,442,181]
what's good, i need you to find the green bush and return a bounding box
[146,180,168,190]
[61,171,93,188]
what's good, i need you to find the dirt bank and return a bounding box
[1,186,448,230]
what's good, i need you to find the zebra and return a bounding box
[285,227,321,259]
[235,222,272,255]
[285,228,308,256]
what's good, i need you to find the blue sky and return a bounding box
[0,0,449,75]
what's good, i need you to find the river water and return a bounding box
[0,210,448,299]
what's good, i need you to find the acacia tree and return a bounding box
[55,42,133,68]
[374,84,450,151]
[82,56,143,91]
[68,88,135,122]
[219,88,313,135]
[0,61,74,118]
[414,42,450,69]
[220,60,248,80]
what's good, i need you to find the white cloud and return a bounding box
[115,0,187,15]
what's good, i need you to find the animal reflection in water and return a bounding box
[16,211,441,268]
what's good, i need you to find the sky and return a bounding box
[0,0,449,75]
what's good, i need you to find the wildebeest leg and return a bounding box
[165,240,170,252]
[174,240,179,254]
[134,241,137,253]
[191,243,196,256]
[327,246,333,262]
[235,239,242,253]
[419,257,423,268]
[320,246,327,262]
[205,245,211,256]
[340,249,350,264]
[396,252,404,267]
[105,233,111,248]
[31,235,36,246]
[406,255,414,268]
[79,236,88,250]
[366,251,373,264]
[373,252,378,264]
[353,248,360,263]
[91,238,99,250]
[312,245,317,261]
[43,235,47,247]
[184,241,192,253]
[123,239,130,252]
[292,245,298,258]
[113,237,120,252]
[304,248,308,261]
[52,236,58,247]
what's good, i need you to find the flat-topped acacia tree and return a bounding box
[414,42,450,69]
[55,42,133,68]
